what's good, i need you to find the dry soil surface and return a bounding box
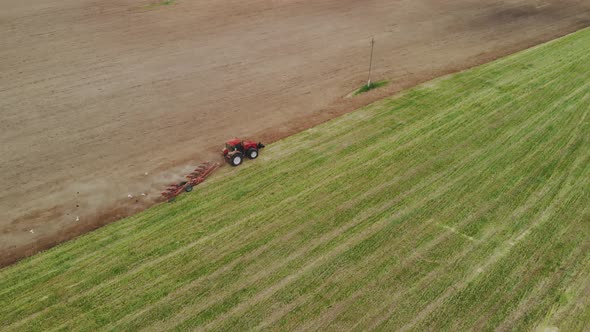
[1,0,589,266]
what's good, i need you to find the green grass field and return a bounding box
[2,28,589,331]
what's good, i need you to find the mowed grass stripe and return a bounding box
[1,28,589,331]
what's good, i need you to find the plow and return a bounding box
[161,162,220,202]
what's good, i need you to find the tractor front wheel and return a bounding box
[185,185,193,193]
[230,154,243,166]
[247,149,258,159]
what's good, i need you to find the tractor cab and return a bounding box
[225,139,244,153]
[222,138,265,166]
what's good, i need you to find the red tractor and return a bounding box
[223,138,265,166]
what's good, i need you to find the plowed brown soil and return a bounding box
[1,0,589,267]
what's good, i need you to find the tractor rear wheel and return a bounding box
[230,154,243,166]
[185,185,193,192]
[247,149,258,159]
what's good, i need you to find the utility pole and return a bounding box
[367,37,375,87]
